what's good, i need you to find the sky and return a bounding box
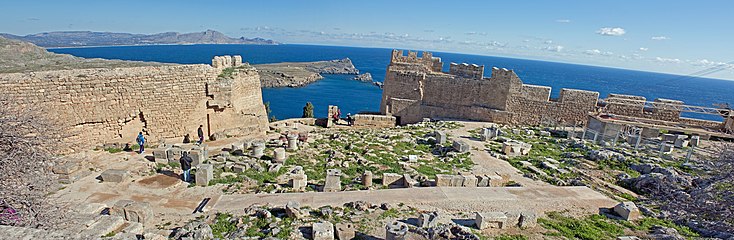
[2,0,734,80]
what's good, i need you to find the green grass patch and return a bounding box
[211,213,237,239]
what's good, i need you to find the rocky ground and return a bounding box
[25,119,714,239]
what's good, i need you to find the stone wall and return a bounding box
[0,56,268,149]
[380,50,725,131]
[352,114,396,128]
[381,50,599,126]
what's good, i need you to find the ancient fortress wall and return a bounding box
[0,55,268,149]
[380,50,724,130]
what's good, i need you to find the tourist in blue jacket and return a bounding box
[136,132,145,154]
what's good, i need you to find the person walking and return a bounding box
[346,113,353,126]
[197,125,204,145]
[136,132,145,154]
[179,151,193,182]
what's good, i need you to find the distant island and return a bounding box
[255,58,376,88]
[0,29,278,48]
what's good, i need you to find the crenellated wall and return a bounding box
[381,50,600,126]
[381,50,729,132]
[0,56,268,149]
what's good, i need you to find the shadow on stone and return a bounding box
[451,218,476,228]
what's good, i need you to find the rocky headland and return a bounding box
[255,58,367,88]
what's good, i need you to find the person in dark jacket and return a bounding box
[197,125,204,144]
[180,151,194,182]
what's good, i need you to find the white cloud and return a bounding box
[651,36,669,40]
[544,40,553,44]
[597,27,626,36]
[691,59,734,69]
[556,19,571,23]
[542,45,564,52]
[584,49,613,56]
[639,47,648,51]
[655,57,681,63]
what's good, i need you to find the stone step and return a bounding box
[83,215,126,237]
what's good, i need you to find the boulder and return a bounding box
[335,223,355,240]
[475,212,507,229]
[101,169,128,183]
[613,202,641,221]
[312,221,334,240]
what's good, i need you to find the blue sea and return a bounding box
[50,44,734,121]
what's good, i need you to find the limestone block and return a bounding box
[362,171,373,188]
[674,138,689,148]
[487,174,506,187]
[232,164,248,173]
[323,169,341,192]
[287,134,299,150]
[312,221,334,240]
[152,148,170,165]
[462,175,478,187]
[690,136,700,147]
[285,201,302,219]
[480,128,500,141]
[274,148,287,163]
[251,142,265,158]
[110,200,134,217]
[382,173,403,187]
[452,140,470,152]
[613,202,641,221]
[475,212,507,229]
[450,175,464,187]
[385,220,408,240]
[476,175,489,187]
[434,131,447,145]
[85,215,126,237]
[519,211,537,228]
[166,147,183,162]
[125,202,153,224]
[403,174,418,188]
[335,222,355,240]
[435,174,453,187]
[662,134,677,142]
[289,174,307,191]
[188,148,206,166]
[418,212,439,228]
[406,155,418,162]
[196,164,214,186]
[101,169,128,183]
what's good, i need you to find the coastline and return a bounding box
[45,42,280,50]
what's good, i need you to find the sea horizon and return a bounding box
[50,44,734,121]
[48,43,734,83]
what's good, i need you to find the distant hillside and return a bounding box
[0,30,279,48]
[0,36,166,73]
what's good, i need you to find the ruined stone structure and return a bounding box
[380,50,599,126]
[0,55,268,149]
[381,50,734,134]
[352,114,396,128]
